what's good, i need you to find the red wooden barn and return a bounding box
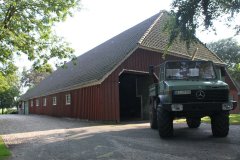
[20,11,239,122]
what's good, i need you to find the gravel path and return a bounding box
[0,114,240,160]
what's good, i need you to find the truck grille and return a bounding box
[172,89,228,103]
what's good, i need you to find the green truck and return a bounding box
[149,60,237,138]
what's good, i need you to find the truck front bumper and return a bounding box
[162,101,236,112]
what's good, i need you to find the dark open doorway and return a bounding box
[119,71,156,121]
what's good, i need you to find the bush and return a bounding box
[5,108,18,114]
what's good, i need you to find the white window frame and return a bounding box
[65,94,71,105]
[52,96,57,106]
[43,98,47,106]
[31,100,33,107]
[36,99,39,107]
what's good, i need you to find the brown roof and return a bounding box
[21,11,225,100]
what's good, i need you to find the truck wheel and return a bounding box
[211,112,229,137]
[186,118,201,128]
[150,100,158,129]
[157,108,173,138]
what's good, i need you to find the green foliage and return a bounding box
[4,108,18,114]
[21,63,54,88]
[0,73,10,93]
[0,0,80,68]
[229,63,240,81]
[207,38,240,80]
[0,64,20,111]
[0,86,20,108]
[168,0,240,47]
[207,38,240,67]
[174,114,240,125]
[201,115,240,125]
[0,108,17,114]
[0,136,11,159]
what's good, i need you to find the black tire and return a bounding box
[157,108,173,138]
[186,118,201,128]
[150,100,158,129]
[211,112,229,137]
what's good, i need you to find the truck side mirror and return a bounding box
[149,65,154,75]
[221,67,226,77]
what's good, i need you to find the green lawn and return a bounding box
[0,136,11,160]
[174,114,240,125]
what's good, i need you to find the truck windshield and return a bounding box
[165,61,216,80]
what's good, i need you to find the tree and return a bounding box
[0,65,20,114]
[229,63,240,81]
[207,38,240,67]
[0,86,19,114]
[0,0,80,69]
[168,0,240,47]
[21,63,53,88]
[207,38,240,81]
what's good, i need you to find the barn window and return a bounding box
[52,97,57,106]
[43,98,47,106]
[31,100,33,107]
[65,94,71,105]
[36,99,39,107]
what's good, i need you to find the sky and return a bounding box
[15,0,240,70]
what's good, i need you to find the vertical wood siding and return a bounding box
[29,85,101,120]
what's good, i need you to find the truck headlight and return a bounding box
[174,90,191,95]
[222,103,233,110]
[171,104,183,111]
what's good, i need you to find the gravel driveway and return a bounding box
[0,114,240,160]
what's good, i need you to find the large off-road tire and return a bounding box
[211,112,229,137]
[186,118,201,128]
[157,108,173,138]
[150,100,158,129]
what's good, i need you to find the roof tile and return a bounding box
[139,11,224,64]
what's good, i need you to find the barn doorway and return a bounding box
[119,71,156,121]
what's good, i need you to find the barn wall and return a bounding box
[29,85,102,120]
[101,48,184,122]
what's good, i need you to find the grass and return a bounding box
[174,114,240,125]
[0,136,11,160]
[0,108,18,115]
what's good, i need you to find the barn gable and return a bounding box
[138,12,224,65]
